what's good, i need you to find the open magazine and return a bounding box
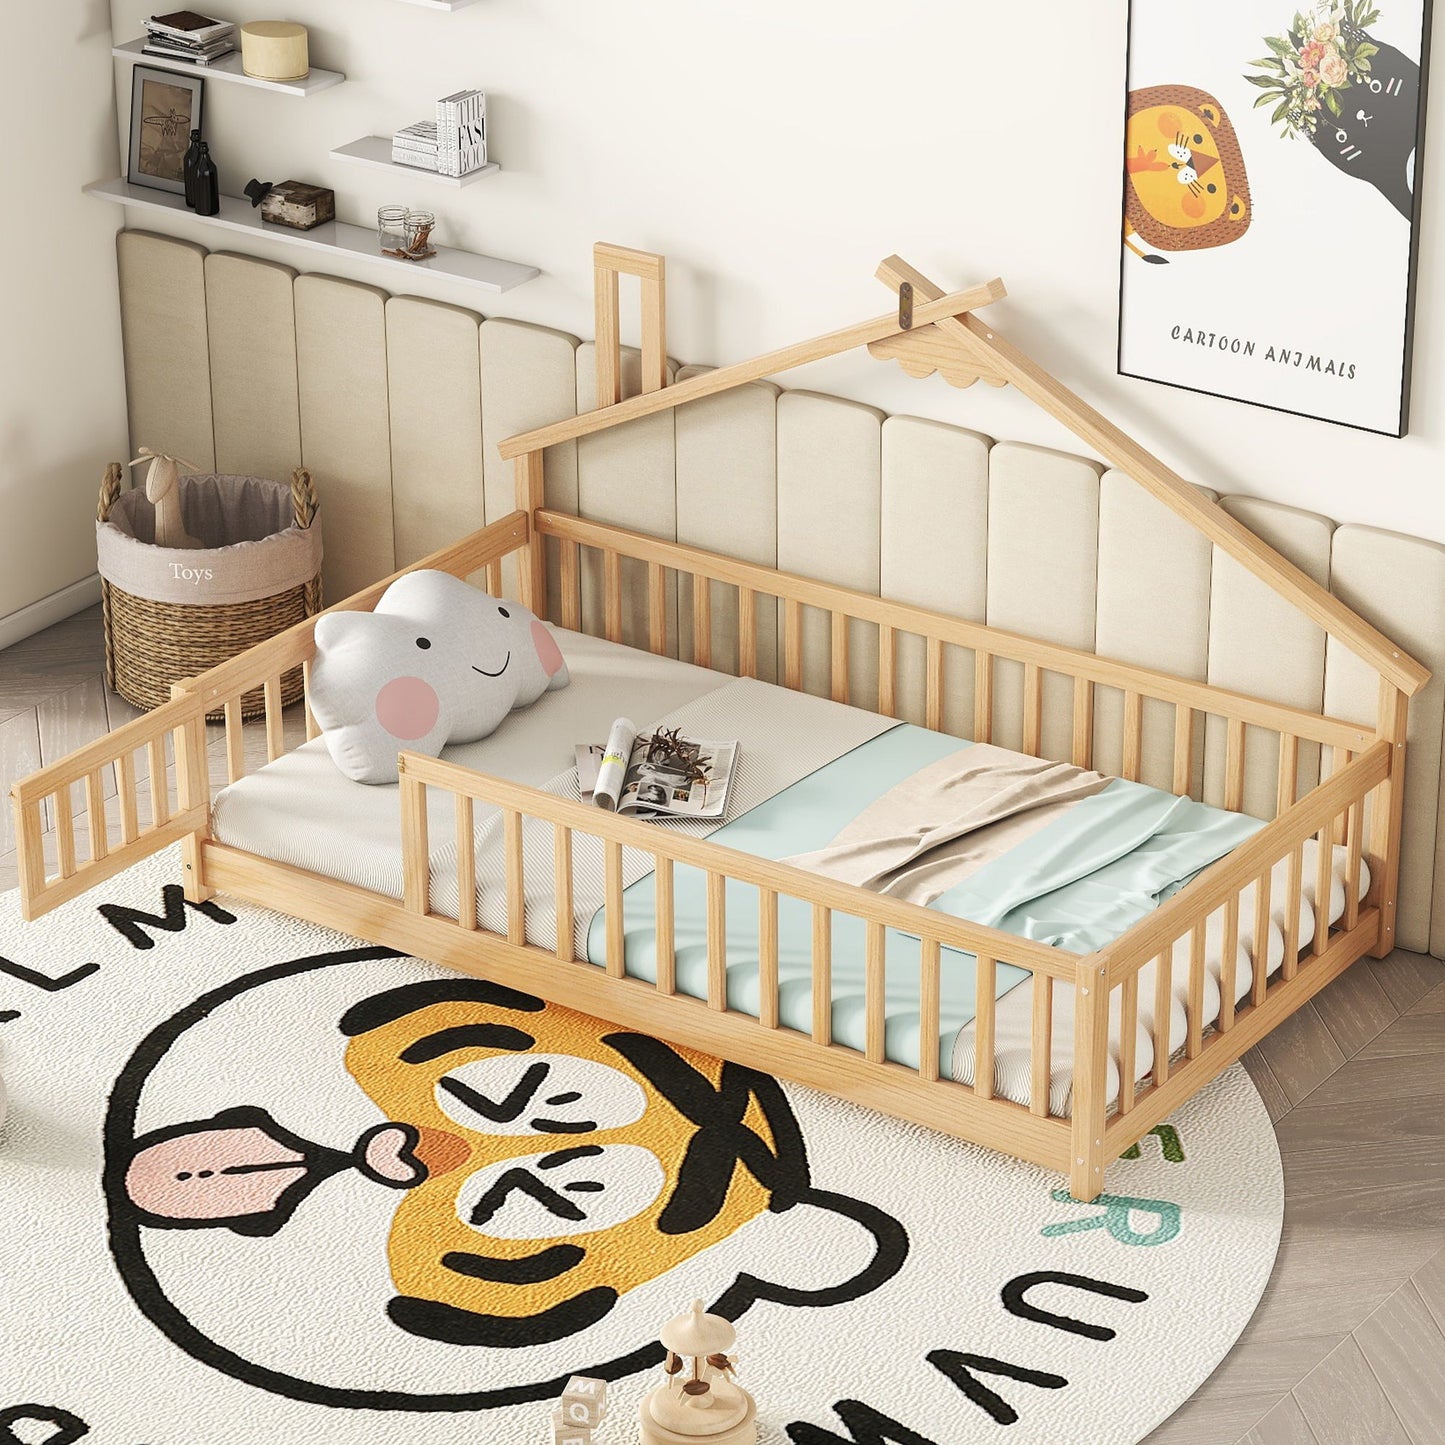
[576,718,738,819]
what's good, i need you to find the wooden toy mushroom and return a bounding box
[638,1300,757,1444]
[128,447,202,550]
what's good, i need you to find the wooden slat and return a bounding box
[605,839,625,977]
[561,539,582,631]
[1252,869,1272,1007]
[1186,920,1206,1058]
[1122,691,1143,782]
[603,551,623,643]
[784,598,803,691]
[1072,674,1093,769]
[758,887,779,1027]
[925,636,944,731]
[1345,797,1364,931]
[919,939,941,1083]
[1314,821,1333,958]
[707,871,727,1011]
[85,771,107,863]
[117,752,139,846]
[513,451,547,614]
[974,954,996,1100]
[1030,974,1053,1116]
[975,651,993,743]
[554,825,575,962]
[485,558,503,597]
[830,611,849,704]
[1283,844,1304,981]
[1225,717,1246,813]
[455,794,477,931]
[504,809,525,945]
[693,574,713,668]
[593,257,621,409]
[878,623,897,717]
[499,277,1009,458]
[739,587,758,678]
[1022,663,1042,757]
[147,736,168,826]
[263,676,284,763]
[302,661,321,740]
[1219,892,1240,1031]
[811,904,832,1045]
[1368,681,1408,959]
[224,698,244,783]
[646,562,666,655]
[53,787,76,880]
[1118,970,1138,1114]
[865,921,886,1063]
[1172,703,1193,796]
[1153,950,1172,1086]
[1278,732,1300,815]
[400,776,429,914]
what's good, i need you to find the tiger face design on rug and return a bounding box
[1124,85,1251,263]
[104,949,908,1410]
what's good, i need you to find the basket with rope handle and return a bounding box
[97,464,323,720]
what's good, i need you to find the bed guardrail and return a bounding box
[8,510,533,922]
[395,749,1089,1170]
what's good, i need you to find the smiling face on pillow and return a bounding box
[309,571,569,784]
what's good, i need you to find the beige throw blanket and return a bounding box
[782,743,1112,907]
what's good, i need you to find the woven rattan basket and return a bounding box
[97,465,323,719]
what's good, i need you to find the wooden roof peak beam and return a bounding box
[873,255,1428,698]
[497,273,1006,460]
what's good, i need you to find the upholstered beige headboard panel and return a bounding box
[115,230,1445,957]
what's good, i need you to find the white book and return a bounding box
[436,89,487,177]
[576,720,737,820]
[391,149,439,171]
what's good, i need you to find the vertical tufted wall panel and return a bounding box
[116,231,216,470]
[204,253,302,482]
[880,416,990,735]
[294,275,395,603]
[986,442,1103,761]
[776,392,884,705]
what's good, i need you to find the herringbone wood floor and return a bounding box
[3,607,1444,1442]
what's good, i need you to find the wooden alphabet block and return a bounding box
[551,1404,594,1445]
[560,1375,608,1429]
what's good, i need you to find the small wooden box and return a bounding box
[259,180,335,231]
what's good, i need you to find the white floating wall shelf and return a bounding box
[394,0,482,10]
[112,38,345,97]
[330,137,501,188]
[84,179,539,295]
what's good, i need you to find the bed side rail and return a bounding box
[9,692,210,921]
[1069,740,1391,1194]
[396,749,1083,1134]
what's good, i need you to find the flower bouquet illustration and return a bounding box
[1245,0,1423,217]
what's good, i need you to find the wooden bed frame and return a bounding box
[9,247,1428,1203]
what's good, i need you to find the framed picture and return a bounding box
[127,66,205,196]
[1118,1,1433,437]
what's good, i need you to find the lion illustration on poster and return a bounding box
[1123,84,1253,263]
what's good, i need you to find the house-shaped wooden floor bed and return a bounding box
[11,245,1427,1201]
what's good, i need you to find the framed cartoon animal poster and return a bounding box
[1117,0,1434,436]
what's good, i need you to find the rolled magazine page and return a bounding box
[592,717,637,811]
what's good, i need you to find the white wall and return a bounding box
[96,0,1445,547]
[0,0,129,627]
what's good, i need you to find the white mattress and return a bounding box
[211,626,734,897]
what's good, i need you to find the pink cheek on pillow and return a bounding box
[532,620,564,678]
[375,676,440,741]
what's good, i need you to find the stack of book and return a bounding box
[391,120,440,172]
[391,90,488,177]
[436,89,487,178]
[142,9,237,66]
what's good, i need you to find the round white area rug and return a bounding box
[0,849,1282,1444]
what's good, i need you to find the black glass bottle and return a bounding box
[193,141,220,217]
[182,129,203,208]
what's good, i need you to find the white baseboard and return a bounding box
[0,575,104,653]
